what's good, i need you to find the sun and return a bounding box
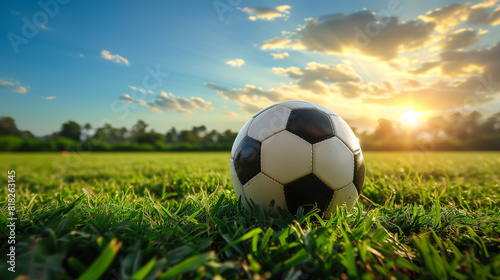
[400,110,420,126]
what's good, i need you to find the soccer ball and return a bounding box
[229,100,365,218]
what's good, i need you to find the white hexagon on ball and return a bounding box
[313,137,354,190]
[325,183,359,216]
[243,173,287,216]
[261,130,312,184]
[247,105,291,142]
[331,115,361,152]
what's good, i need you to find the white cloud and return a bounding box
[149,107,162,114]
[239,5,291,21]
[120,88,213,114]
[101,50,130,66]
[441,28,486,50]
[210,1,500,117]
[206,82,288,113]
[261,38,292,50]
[273,62,361,82]
[119,94,135,103]
[409,61,442,75]
[402,79,421,87]
[224,111,239,118]
[471,0,499,9]
[273,62,362,95]
[0,79,28,94]
[271,52,289,60]
[207,59,393,113]
[259,2,500,61]
[331,81,387,99]
[226,58,245,67]
[364,41,500,110]
[421,3,470,32]
[467,1,500,26]
[128,85,148,94]
[43,96,56,100]
[261,10,436,60]
[148,92,214,114]
[206,82,284,102]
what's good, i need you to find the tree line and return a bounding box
[1,109,500,152]
[0,117,238,152]
[358,110,500,151]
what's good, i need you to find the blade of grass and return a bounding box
[77,238,122,280]
[132,257,157,280]
[221,228,262,253]
[159,252,212,279]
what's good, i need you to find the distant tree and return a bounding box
[219,129,237,144]
[118,127,128,141]
[193,125,207,138]
[93,124,107,141]
[132,120,148,142]
[372,119,398,140]
[93,123,119,142]
[46,131,60,140]
[60,121,81,141]
[143,129,164,144]
[441,111,483,139]
[179,130,197,143]
[83,123,92,140]
[166,127,178,143]
[0,117,21,136]
[482,111,500,133]
[461,111,482,138]
[20,130,35,139]
[206,129,219,143]
[424,115,446,132]
[444,112,464,138]
[177,126,207,144]
[2,113,500,151]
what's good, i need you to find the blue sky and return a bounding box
[1,0,500,136]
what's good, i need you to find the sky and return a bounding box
[1,0,500,136]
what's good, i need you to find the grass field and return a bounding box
[0,152,499,279]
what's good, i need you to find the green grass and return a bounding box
[0,152,499,279]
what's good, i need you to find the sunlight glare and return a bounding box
[400,110,420,126]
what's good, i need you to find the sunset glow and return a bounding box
[1,0,499,135]
[400,110,420,126]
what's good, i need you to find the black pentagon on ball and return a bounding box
[234,136,261,185]
[353,151,365,195]
[286,109,334,144]
[284,173,334,215]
